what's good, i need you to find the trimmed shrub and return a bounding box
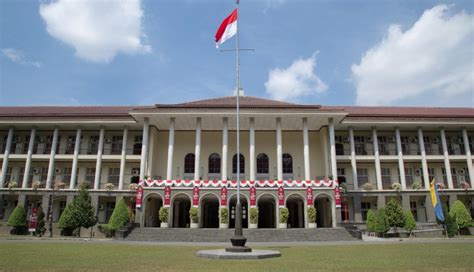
[412,182,422,190]
[444,207,459,238]
[375,207,390,237]
[58,203,76,236]
[391,182,401,192]
[449,200,473,229]
[7,205,27,235]
[189,207,199,223]
[249,207,258,224]
[71,187,98,236]
[366,209,377,232]
[279,208,289,224]
[219,207,228,224]
[307,206,317,223]
[403,210,416,236]
[385,198,405,232]
[159,207,169,223]
[98,198,130,238]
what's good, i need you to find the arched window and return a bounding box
[232,153,245,174]
[184,153,195,173]
[256,153,269,174]
[208,153,221,174]
[282,153,293,174]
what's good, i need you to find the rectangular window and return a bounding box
[361,202,371,221]
[65,135,76,154]
[111,136,123,155]
[85,168,96,184]
[88,136,99,154]
[354,136,367,155]
[401,136,411,154]
[381,168,391,189]
[44,135,61,154]
[405,168,414,188]
[357,168,368,184]
[410,201,418,221]
[133,136,142,155]
[108,168,120,186]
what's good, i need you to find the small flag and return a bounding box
[430,179,445,222]
[215,8,238,48]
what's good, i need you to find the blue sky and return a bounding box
[1,0,473,107]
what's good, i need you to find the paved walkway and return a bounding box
[0,235,472,247]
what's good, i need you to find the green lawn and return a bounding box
[0,241,473,271]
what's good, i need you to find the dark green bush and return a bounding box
[449,200,473,229]
[7,205,27,235]
[98,198,130,238]
[385,198,405,232]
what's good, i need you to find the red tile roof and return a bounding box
[321,106,474,118]
[0,106,141,118]
[155,96,321,109]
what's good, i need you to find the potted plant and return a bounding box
[129,183,138,190]
[104,183,114,192]
[412,182,422,190]
[159,207,169,228]
[219,207,229,228]
[7,181,17,191]
[362,182,374,191]
[391,182,401,192]
[32,181,42,190]
[189,207,199,228]
[307,206,317,228]
[279,207,289,229]
[249,207,258,229]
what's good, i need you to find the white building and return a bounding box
[0,95,473,230]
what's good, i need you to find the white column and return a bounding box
[222,118,228,181]
[276,118,283,181]
[22,128,36,188]
[194,118,201,181]
[303,118,311,181]
[0,128,14,188]
[94,127,105,190]
[418,127,430,189]
[249,118,256,181]
[440,128,453,189]
[46,127,59,189]
[119,127,128,190]
[328,118,337,180]
[372,127,382,190]
[140,119,150,182]
[69,128,81,189]
[395,127,407,190]
[462,128,474,188]
[349,127,358,189]
[166,118,175,180]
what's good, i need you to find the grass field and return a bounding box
[0,241,473,271]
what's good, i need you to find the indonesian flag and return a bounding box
[215,8,238,48]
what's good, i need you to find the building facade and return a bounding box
[0,96,473,230]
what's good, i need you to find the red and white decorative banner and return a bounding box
[306,186,313,206]
[220,186,228,206]
[334,187,341,208]
[249,186,257,207]
[29,207,38,232]
[136,186,144,208]
[164,186,171,207]
[141,179,334,188]
[192,186,200,207]
[278,186,285,206]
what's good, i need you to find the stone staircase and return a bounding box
[124,228,358,242]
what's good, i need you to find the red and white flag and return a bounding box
[215,8,238,48]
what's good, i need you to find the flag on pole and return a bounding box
[429,179,445,222]
[215,8,238,48]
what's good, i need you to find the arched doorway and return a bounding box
[314,194,332,228]
[144,194,163,227]
[286,194,305,228]
[200,194,219,228]
[258,194,276,228]
[172,194,191,228]
[229,194,248,228]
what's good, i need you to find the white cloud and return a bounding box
[264,53,328,101]
[39,0,151,63]
[1,48,42,68]
[351,5,474,106]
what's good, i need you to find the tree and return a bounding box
[375,207,390,237]
[449,200,473,229]
[7,205,27,235]
[58,203,76,236]
[366,209,377,232]
[35,208,46,237]
[403,210,416,237]
[70,186,98,236]
[385,198,405,232]
[98,198,129,238]
[444,207,459,238]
